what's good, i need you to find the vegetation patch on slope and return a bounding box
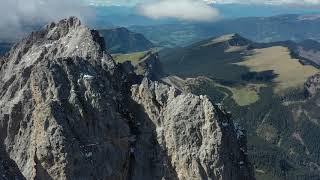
[167,75,265,107]
[112,51,149,65]
[213,83,266,106]
[236,46,319,94]
[229,84,265,106]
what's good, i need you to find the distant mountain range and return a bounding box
[130,14,320,47]
[99,27,154,54]
[90,5,320,28]
[159,33,320,180]
[3,14,320,56]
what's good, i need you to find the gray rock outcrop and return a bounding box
[305,74,320,97]
[134,51,163,80]
[0,17,255,180]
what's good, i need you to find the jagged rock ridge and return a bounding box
[131,79,254,179]
[0,17,254,180]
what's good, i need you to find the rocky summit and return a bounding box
[0,17,255,180]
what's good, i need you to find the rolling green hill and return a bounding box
[99,27,154,54]
[160,34,320,180]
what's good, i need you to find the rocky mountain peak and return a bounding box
[5,17,107,68]
[224,33,252,47]
[0,17,255,180]
[46,16,82,30]
[200,34,252,50]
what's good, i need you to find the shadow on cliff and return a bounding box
[34,154,53,180]
[126,100,179,180]
[0,145,26,180]
[0,113,25,179]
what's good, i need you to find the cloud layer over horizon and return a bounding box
[2,0,320,42]
[88,0,320,21]
[0,0,92,42]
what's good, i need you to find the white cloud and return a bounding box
[87,0,143,6]
[0,0,93,42]
[137,0,220,21]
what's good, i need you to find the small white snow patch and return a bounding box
[83,74,94,80]
[45,43,53,48]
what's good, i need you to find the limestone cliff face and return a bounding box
[131,79,254,180]
[0,17,254,180]
[0,17,131,180]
